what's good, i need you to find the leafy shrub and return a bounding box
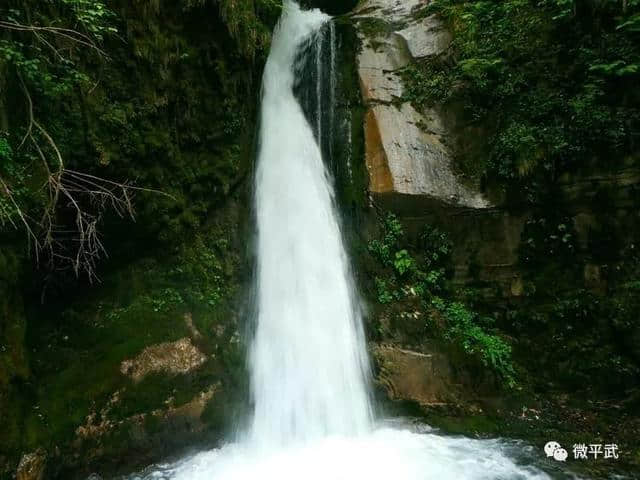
[403,0,640,199]
[368,213,516,387]
[440,301,516,387]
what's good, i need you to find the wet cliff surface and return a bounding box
[0,1,276,477]
[339,0,640,477]
[1,0,639,478]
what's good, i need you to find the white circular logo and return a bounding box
[553,448,568,462]
[544,441,561,457]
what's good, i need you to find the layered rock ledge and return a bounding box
[353,0,490,210]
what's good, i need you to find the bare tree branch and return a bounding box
[5,76,173,281]
[0,20,109,58]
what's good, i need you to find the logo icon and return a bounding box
[544,441,561,458]
[553,448,568,462]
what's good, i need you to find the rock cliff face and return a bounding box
[354,0,490,210]
[349,0,640,297]
[348,0,502,413]
[349,0,640,438]
[0,0,264,477]
[373,345,461,407]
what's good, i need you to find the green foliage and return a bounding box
[507,226,640,395]
[0,0,119,249]
[404,0,640,199]
[0,137,15,224]
[509,287,640,392]
[374,277,395,304]
[191,0,282,59]
[1,0,267,462]
[440,301,516,387]
[104,234,231,324]
[6,221,244,456]
[419,223,452,270]
[368,213,516,386]
[60,0,118,39]
[0,0,270,263]
[393,249,415,275]
[367,212,404,265]
[0,133,34,229]
[0,1,115,95]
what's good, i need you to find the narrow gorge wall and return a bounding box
[355,0,489,211]
[345,0,640,440]
[0,1,275,477]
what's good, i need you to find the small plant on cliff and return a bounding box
[403,0,640,200]
[368,213,516,387]
[437,300,516,388]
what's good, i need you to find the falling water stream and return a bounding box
[125,3,569,479]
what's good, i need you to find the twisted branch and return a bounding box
[2,76,173,281]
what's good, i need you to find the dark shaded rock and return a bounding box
[300,0,359,15]
[374,345,461,407]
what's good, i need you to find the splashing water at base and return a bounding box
[125,3,559,479]
[129,423,555,480]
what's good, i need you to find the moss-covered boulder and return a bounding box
[3,196,251,479]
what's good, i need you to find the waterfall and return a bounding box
[127,4,558,479]
[250,0,372,446]
[294,18,339,175]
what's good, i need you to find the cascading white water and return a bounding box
[250,0,372,446]
[125,4,563,479]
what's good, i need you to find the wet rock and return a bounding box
[354,0,490,209]
[75,384,220,460]
[16,449,46,480]
[397,15,452,60]
[374,345,460,406]
[365,103,488,207]
[120,338,207,383]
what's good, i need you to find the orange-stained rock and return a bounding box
[364,109,394,193]
[356,0,490,210]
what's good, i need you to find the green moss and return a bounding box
[402,0,640,202]
[0,205,246,472]
[365,213,516,387]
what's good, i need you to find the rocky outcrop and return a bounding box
[75,385,219,444]
[353,0,490,210]
[120,337,207,383]
[352,2,640,295]
[374,345,461,407]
